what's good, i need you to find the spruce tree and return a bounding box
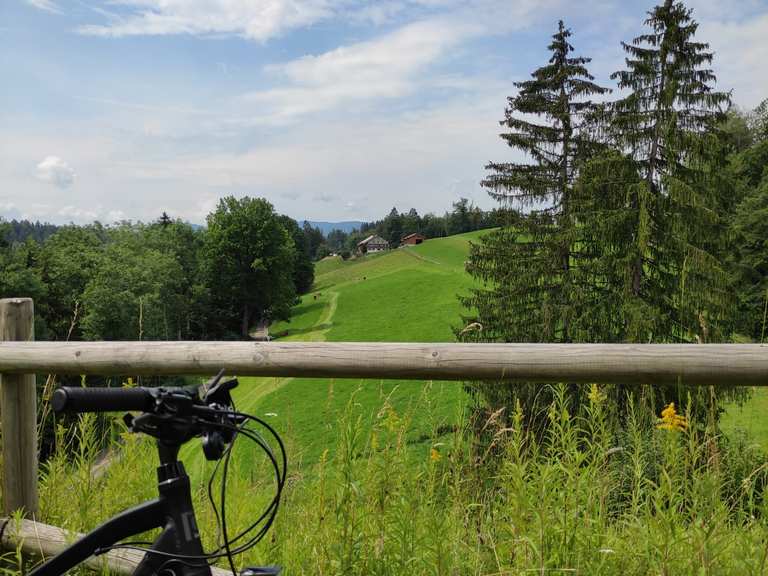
[459,21,608,425]
[586,0,732,343]
[571,0,736,416]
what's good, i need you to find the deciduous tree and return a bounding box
[204,197,296,338]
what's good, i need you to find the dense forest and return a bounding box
[0,198,317,342]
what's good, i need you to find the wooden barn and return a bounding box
[357,234,389,254]
[400,233,426,246]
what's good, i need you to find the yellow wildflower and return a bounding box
[587,383,606,405]
[430,447,441,462]
[384,407,400,433]
[657,402,688,431]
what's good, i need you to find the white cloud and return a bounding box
[58,205,100,221]
[0,201,18,219]
[238,18,479,122]
[35,156,76,189]
[191,196,220,224]
[313,192,336,203]
[107,209,126,222]
[230,0,548,122]
[25,0,61,14]
[91,88,508,220]
[78,0,336,41]
[686,0,765,21]
[75,0,541,41]
[19,204,53,220]
[278,19,471,85]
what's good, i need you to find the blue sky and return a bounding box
[1,0,767,225]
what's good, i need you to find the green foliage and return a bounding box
[462,3,744,428]
[574,1,738,420]
[0,239,49,336]
[36,387,768,575]
[325,229,348,253]
[462,20,608,340]
[730,175,768,341]
[0,219,59,245]
[80,230,185,340]
[38,225,105,340]
[301,221,325,260]
[279,216,315,295]
[358,202,499,247]
[459,20,609,427]
[748,98,768,141]
[204,197,297,338]
[599,0,733,343]
[728,103,768,340]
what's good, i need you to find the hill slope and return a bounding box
[217,230,486,468]
[186,227,768,468]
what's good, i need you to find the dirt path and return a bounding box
[249,319,270,341]
[238,290,339,402]
[402,247,442,266]
[304,291,338,342]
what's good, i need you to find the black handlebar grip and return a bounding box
[52,386,155,413]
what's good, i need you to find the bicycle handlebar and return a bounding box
[52,386,156,413]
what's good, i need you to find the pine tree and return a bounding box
[570,0,737,417]
[586,0,732,343]
[462,21,608,341]
[459,21,609,425]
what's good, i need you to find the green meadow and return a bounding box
[210,230,487,469]
[187,228,768,470]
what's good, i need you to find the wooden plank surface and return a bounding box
[0,298,38,516]
[0,517,231,576]
[0,341,766,385]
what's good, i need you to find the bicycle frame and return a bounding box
[30,441,212,576]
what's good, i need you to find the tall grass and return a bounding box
[33,384,768,575]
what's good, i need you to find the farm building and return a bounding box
[400,233,426,246]
[357,234,389,254]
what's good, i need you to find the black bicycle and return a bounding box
[30,372,285,576]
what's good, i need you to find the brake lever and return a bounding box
[204,377,239,406]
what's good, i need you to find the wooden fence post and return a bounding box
[0,298,38,516]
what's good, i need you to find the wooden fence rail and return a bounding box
[1,340,767,385]
[0,517,230,576]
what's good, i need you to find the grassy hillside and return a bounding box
[186,230,487,469]
[182,227,768,470]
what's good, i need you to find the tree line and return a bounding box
[1,193,502,340]
[0,198,316,342]
[318,199,504,258]
[458,1,768,428]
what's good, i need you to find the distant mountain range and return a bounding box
[299,220,366,234]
